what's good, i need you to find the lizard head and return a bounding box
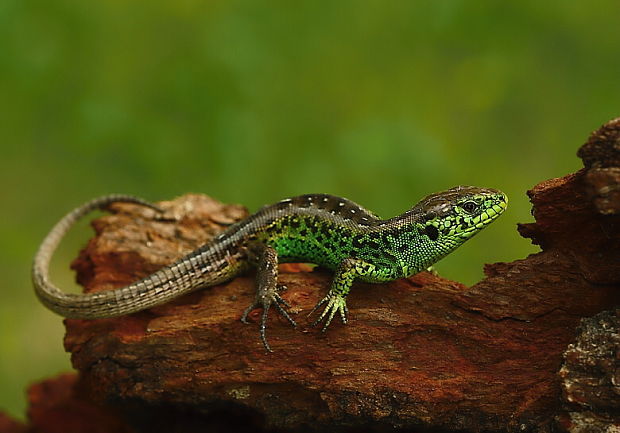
[415,185,507,246]
[387,186,507,276]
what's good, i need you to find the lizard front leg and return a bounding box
[310,258,376,332]
[240,243,296,352]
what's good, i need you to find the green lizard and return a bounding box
[33,186,507,351]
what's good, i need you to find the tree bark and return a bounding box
[4,119,619,433]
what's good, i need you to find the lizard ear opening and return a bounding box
[425,225,439,241]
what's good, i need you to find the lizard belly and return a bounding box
[266,235,343,270]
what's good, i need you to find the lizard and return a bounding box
[32,186,507,351]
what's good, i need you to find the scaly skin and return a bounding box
[32,187,507,351]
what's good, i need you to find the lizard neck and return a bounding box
[377,221,451,277]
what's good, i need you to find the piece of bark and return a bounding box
[557,309,620,433]
[32,118,620,432]
[578,117,620,215]
[0,413,26,433]
[577,117,620,169]
[25,373,131,433]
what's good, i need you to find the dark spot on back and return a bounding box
[366,240,380,249]
[352,235,364,248]
[292,195,312,208]
[358,217,371,226]
[382,231,392,245]
[368,232,381,241]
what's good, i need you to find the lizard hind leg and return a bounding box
[240,244,296,352]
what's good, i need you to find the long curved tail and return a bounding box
[32,195,244,319]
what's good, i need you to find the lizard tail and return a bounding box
[32,195,244,319]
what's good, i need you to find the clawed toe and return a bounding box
[309,294,348,332]
[240,302,256,324]
[240,287,297,352]
[274,287,292,309]
[273,299,297,327]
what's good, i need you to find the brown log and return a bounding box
[557,309,620,433]
[0,413,26,433]
[24,119,620,432]
[26,374,131,433]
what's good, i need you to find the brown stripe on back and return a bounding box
[212,194,382,249]
[286,194,380,226]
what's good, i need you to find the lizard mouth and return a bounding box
[477,198,507,226]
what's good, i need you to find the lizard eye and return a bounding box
[460,201,478,214]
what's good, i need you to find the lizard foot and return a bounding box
[240,285,297,352]
[426,265,439,276]
[309,294,348,332]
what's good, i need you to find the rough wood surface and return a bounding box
[4,118,620,433]
[558,309,619,433]
[0,414,25,433]
[26,374,131,433]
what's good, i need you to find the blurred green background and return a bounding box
[1,0,619,420]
